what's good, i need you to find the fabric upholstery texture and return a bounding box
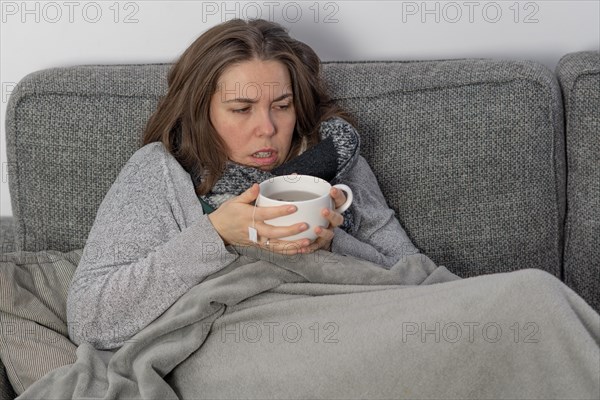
[0,217,15,254]
[6,60,565,280]
[6,65,169,253]
[556,51,600,312]
[0,250,81,395]
[322,59,565,278]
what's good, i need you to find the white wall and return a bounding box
[1,0,599,216]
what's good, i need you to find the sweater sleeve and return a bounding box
[331,156,419,268]
[66,143,238,350]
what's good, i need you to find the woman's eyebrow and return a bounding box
[222,93,293,103]
[273,93,293,102]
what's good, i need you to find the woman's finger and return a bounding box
[257,221,311,243]
[322,208,344,228]
[315,225,335,242]
[330,187,347,209]
[258,237,311,255]
[295,226,334,254]
[303,238,330,254]
[235,183,259,204]
[255,204,299,221]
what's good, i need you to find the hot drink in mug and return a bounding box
[256,174,353,241]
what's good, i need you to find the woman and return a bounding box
[67,18,418,350]
[141,18,418,260]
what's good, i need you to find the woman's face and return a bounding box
[209,59,296,171]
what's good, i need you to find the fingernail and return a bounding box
[300,223,308,231]
[288,206,297,212]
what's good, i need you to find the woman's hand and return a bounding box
[299,187,347,254]
[208,183,312,255]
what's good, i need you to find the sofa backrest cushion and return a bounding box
[556,51,600,311]
[6,65,168,253]
[322,60,565,278]
[6,59,565,277]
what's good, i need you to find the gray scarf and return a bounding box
[199,117,360,234]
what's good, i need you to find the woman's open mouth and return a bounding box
[251,150,278,166]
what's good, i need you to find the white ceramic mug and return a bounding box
[256,174,353,241]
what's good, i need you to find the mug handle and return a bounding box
[332,184,353,213]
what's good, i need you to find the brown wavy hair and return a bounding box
[142,18,354,196]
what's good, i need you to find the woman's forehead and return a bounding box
[215,59,293,101]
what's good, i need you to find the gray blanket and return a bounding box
[13,247,600,399]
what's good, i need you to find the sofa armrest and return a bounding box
[0,218,17,397]
[556,51,600,313]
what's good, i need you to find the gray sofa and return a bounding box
[1,51,598,398]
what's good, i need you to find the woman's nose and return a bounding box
[256,110,276,137]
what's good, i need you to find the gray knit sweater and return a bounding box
[66,142,419,349]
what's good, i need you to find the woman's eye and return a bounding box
[232,107,250,113]
[276,103,291,110]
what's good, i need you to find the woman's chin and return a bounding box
[234,156,281,171]
[257,164,275,172]
[253,158,281,171]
